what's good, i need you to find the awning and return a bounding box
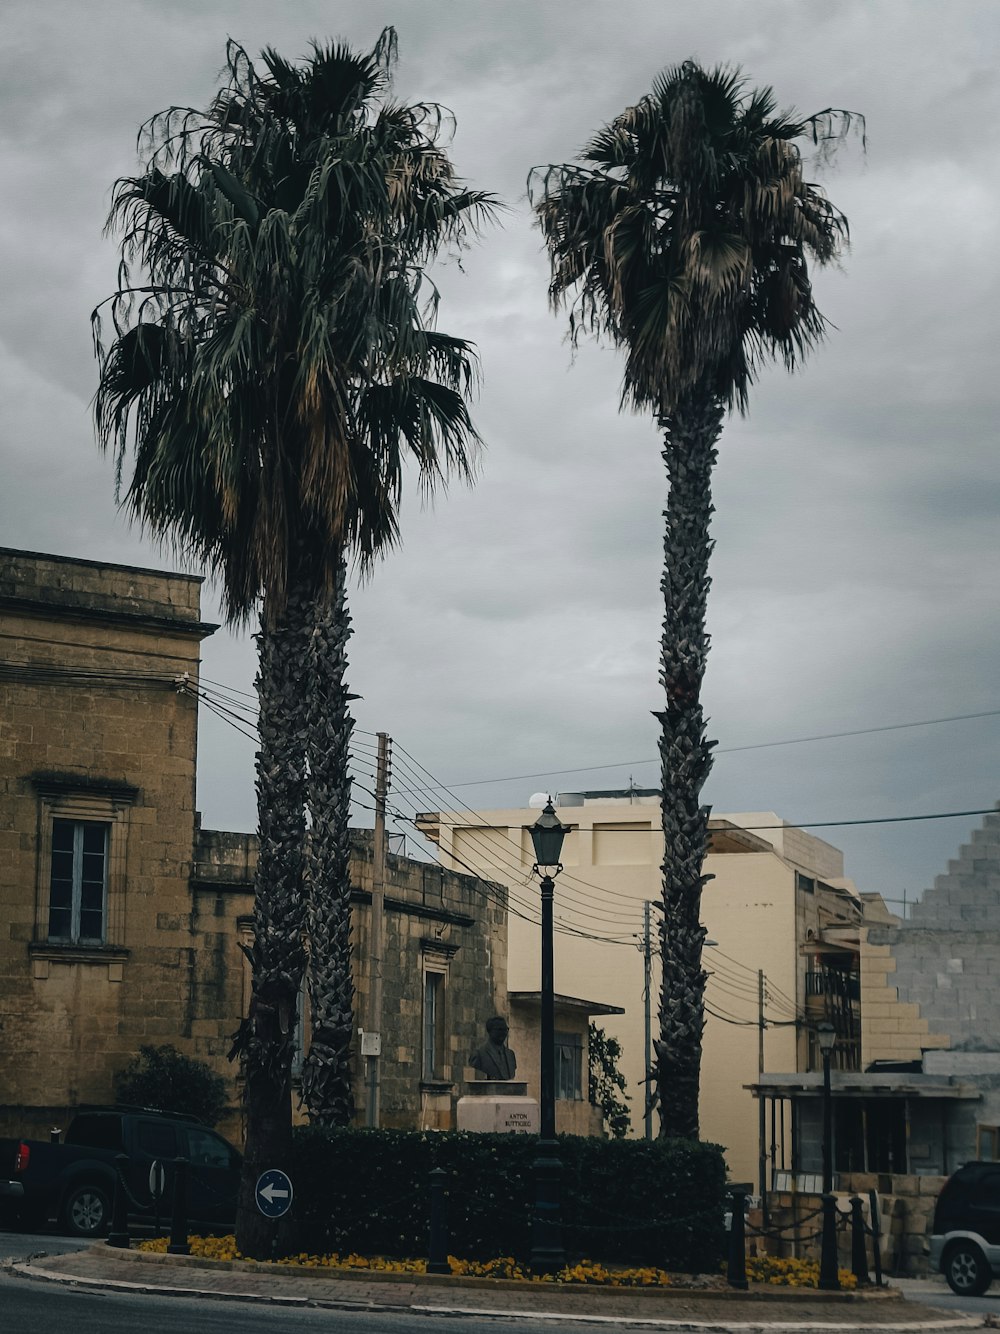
[746,1072,980,1101]
[509,991,625,1017]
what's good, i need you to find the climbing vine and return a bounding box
[588,1023,631,1138]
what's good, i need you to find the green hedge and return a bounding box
[290,1127,726,1270]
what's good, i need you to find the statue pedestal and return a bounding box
[456,1080,539,1134]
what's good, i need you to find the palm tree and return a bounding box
[533,62,859,1139]
[94,29,494,1253]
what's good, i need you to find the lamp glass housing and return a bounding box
[817,1022,837,1056]
[528,800,569,870]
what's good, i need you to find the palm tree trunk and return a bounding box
[300,552,356,1126]
[233,585,310,1258]
[654,390,724,1141]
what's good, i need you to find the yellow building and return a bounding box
[0,547,510,1142]
[417,790,873,1184]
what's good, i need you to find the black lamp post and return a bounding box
[527,798,570,1274]
[817,1021,840,1291]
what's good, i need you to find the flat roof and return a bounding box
[509,991,625,1017]
[0,545,205,583]
[748,1072,980,1101]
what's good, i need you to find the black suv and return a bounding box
[930,1162,1000,1296]
[1,1105,241,1237]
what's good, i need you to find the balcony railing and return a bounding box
[805,970,860,1001]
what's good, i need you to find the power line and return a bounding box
[386,801,639,948]
[395,707,1000,793]
[194,675,991,839]
[744,808,997,832]
[188,670,999,832]
[388,784,641,941]
[390,743,649,915]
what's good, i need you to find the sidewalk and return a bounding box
[5,1243,986,1331]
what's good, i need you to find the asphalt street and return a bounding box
[0,1229,90,1263]
[893,1276,1000,1321]
[0,1269,665,1334]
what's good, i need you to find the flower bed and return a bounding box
[745,1255,858,1289]
[137,1235,678,1285]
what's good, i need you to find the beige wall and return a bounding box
[0,548,216,1135]
[422,798,858,1183]
[507,1000,603,1136]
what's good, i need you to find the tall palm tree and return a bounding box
[94,29,494,1253]
[533,62,859,1139]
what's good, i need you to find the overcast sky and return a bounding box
[3,0,998,914]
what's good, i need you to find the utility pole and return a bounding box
[758,969,769,1225]
[643,901,653,1140]
[366,731,390,1128]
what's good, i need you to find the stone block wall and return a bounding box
[763,1177,938,1276]
[191,826,509,1137]
[861,941,949,1067]
[863,811,1000,1070]
[0,549,215,1139]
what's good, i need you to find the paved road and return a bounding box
[0,1270,668,1334]
[893,1275,1000,1321]
[0,1228,90,1263]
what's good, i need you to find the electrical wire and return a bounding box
[165,680,854,1007]
[186,670,1000,836]
[397,706,1000,793]
[390,743,652,914]
[388,777,645,934]
[198,694,258,744]
[387,803,640,948]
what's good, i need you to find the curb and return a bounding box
[71,1243,907,1302]
[7,1268,985,1331]
[5,1254,985,1331]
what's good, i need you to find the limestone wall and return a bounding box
[0,549,214,1136]
[863,811,1000,1089]
[190,826,508,1136]
[762,1175,943,1277]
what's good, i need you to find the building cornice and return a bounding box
[0,593,218,640]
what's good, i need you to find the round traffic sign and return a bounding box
[255,1168,293,1218]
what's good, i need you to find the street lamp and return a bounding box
[816,1021,839,1291]
[527,798,570,1274]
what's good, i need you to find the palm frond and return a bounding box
[532,58,859,416]
[95,30,495,621]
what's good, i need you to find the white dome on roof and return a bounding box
[528,792,549,809]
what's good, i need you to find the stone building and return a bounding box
[754,808,1000,1273]
[193,826,508,1133]
[0,547,507,1143]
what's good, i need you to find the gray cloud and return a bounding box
[2,0,998,912]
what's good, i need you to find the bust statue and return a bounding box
[469,1016,517,1080]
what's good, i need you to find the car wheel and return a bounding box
[62,1183,111,1237]
[943,1241,992,1296]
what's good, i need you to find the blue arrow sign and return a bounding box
[255,1168,294,1218]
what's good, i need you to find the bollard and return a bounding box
[50,1127,61,1144]
[107,1153,131,1249]
[167,1157,190,1256]
[818,1193,840,1291]
[427,1167,450,1275]
[726,1192,749,1290]
[850,1196,870,1285]
[868,1189,884,1288]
